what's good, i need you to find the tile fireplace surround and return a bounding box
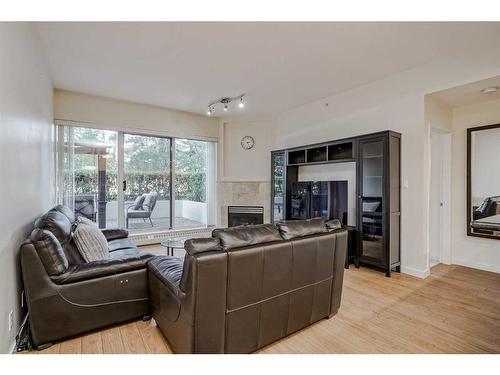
[217,181,271,227]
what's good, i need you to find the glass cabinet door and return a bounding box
[359,138,385,264]
[271,152,285,222]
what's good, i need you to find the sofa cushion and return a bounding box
[132,194,146,210]
[212,224,282,249]
[34,210,72,245]
[50,253,153,285]
[30,228,69,276]
[109,248,142,260]
[101,228,129,241]
[73,217,109,262]
[108,237,137,253]
[276,218,327,240]
[184,238,222,256]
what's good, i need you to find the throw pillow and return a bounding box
[133,194,146,210]
[73,216,109,262]
[363,201,380,212]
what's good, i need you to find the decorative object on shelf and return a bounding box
[241,135,255,150]
[206,94,245,116]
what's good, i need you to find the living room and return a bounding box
[1,1,499,372]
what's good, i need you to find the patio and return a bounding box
[106,216,205,234]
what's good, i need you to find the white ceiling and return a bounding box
[34,22,500,119]
[429,75,500,108]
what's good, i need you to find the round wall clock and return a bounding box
[241,136,255,150]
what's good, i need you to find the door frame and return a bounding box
[429,128,452,266]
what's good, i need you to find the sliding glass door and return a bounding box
[123,134,171,232]
[58,126,118,229]
[56,122,216,234]
[174,138,211,229]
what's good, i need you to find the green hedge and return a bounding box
[73,172,206,202]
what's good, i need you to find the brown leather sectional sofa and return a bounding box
[148,220,347,353]
[20,205,153,349]
[21,206,347,353]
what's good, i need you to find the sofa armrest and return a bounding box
[50,253,152,285]
[148,256,184,295]
[101,228,129,241]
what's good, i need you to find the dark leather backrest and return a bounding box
[275,218,327,240]
[180,238,223,291]
[34,210,72,244]
[34,207,86,265]
[180,249,228,353]
[184,237,222,256]
[30,228,69,276]
[51,205,76,224]
[223,231,340,353]
[212,224,282,250]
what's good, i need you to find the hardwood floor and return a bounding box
[29,264,500,354]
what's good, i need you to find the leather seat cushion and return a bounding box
[50,253,153,285]
[212,224,282,249]
[148,256,184,292]
[109,248,142,260]
[108,237,137,253]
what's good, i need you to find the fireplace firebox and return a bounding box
[228,206,264,227]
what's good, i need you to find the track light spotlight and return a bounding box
[206,94,245,116]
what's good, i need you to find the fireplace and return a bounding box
[228,206,264,227]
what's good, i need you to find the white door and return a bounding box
[429,130,443,265]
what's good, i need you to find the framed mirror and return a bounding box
[467,123,500,239]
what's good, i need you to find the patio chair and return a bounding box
[64,194,97,222]
[126,193,158,228]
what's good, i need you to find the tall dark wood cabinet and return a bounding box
[270,130,401,277]
[357,132,400,277]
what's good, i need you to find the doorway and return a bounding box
[429,128,452,268]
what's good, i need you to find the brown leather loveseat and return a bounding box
[148,219,347,353]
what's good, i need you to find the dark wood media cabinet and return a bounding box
[271,130,401,277]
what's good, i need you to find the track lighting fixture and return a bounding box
[206,94,245,116]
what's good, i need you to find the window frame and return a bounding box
[55,122,216,232]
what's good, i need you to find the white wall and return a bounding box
[273,93,428,277]
[451,98,500,273]
[0,23,54,353]
[298,163,357,226]
[218,120,276,182]
[261,45,500,278]
[54,89,219,141]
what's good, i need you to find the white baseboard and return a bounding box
[453,258,500,274]
[400,266,430,279]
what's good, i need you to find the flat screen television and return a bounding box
[290,180,348,224]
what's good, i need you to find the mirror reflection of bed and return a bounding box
[469,124,500,238]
